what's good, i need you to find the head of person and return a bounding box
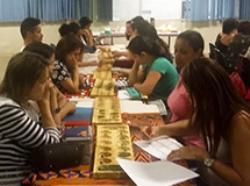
[125,20,133,40]
[174,30,204,70]
[130,18,157,40]
[58,23,71,37]
[68,22,82,38]
[55,34,84,66]
[58,22,81,38]
[182,57,250,155]
[0,52,49,104]
[237,20,250,35]
[127,36,163,65]
[222,18,239,35]
[20,17,43,44]
[79,16,92,30]
[23,42,55,74]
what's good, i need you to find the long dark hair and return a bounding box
[130,18,173,62]
[0,52,49,105]
[182,57,250,156]
[55,34,83,63]
[127,36,165,58]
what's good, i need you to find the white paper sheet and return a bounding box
[148,99,168,115]
[134,136,183,160]
[69,97,94,108]
[120,100,160,113]
[79,66,97,74]
[118,90,131,100]
[117,158,199,186]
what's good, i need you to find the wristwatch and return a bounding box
[204,158,214,167]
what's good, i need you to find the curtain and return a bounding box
[239,0,250,19]
[0,0,93,22]
[184,0,238,21]
[0,0,28,22]
[74,0,92,19]
[190,0,209,21]
[97,0,113,21]
[42,0,63,21]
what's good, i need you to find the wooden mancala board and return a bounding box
[92,97,122,124]
[93,124,134,178]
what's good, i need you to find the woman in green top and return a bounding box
[127,36,178,100]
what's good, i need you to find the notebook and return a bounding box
[64,126,92,142]
[64,107,93,126]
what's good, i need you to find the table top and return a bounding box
[35,61,196,186]
[35,113,196,186]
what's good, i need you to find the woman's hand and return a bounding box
[67,54,79,71]
[141,125,166,138]
[167,146,209,161]
[37,82,51,109]
[83,29,95,45]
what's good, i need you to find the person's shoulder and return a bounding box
[0,97,24,117]
[153,57,172,66]
[0,96,19,107]
[230,110,250,133]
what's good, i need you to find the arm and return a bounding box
[144,119,197,138]
[58,101,76,120]
[0,104,60,148]
[83,29,95,47]
[167,113,250,186]
[48,85,76,126]
[128,62,144,86]
[134,71,161,96]
[112,51,130,58]
[61,60,80,94]
[78,60,98,67]
[215,113,250,186]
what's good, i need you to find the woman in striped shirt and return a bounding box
[0,52,60,185]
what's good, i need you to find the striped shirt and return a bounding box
[0,97,60,185]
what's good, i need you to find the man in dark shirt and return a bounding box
[215,18,239,54]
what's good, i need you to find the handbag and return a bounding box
[30,140,90,172]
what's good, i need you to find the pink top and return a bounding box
[167,77,192,122]
[167,76,204,147]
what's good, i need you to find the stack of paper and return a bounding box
[117,158,198,186]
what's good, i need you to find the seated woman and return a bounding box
[52,34,84,94]
[79,16,96,53]
[127,36,178,101]
[112,17,173,68]
[24,42,76,125]
[0,52,60,185]
[58,22,98,67]
[145,58,250,186]
[168,30,204,121]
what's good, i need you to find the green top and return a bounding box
[144,57,178,100]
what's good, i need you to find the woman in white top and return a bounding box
[0,52,60,185]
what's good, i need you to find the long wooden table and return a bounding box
[35,113,196,186]
[95,31,179,46]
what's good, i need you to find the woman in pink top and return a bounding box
[167,30,205,147]
[143,30,205,147]
[167,30,204,122]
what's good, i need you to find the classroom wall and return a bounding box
[0,20,221,82]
